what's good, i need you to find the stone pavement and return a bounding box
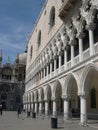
[0,111,98,130]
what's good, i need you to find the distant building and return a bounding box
[0,51,27,110]
[23,0,98,125]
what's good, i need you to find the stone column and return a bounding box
[26,103,27,112]
[23,104,25,111]
[35,102,38,113]
[64,47,68,69]
[52,98,57,117]
[45,101,49,116]
[78,36,83,61]
[28,103,30,112]
[63,96,69,120]
[50,60,52,73]
[71,45,74,66]
[41,69,43,79]
[31,102,34,112]
[86,24,95,56]
[80,95,87,125]
[39,102,43,115]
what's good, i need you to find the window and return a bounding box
[37,30,41,47]
[49,6,55,30]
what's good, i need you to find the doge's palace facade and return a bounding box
[23,0,98,125]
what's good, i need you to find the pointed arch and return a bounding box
[38,87,44,101]
[52,80,62,99]
[80,63,98,93]
[63,73,78,97]
[34,90,38,102]
[44,84,51,101]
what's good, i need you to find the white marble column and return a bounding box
[63,97,69,120]
[54,58,56,71]
[35,102,37,113]
[26,103,28,111]
[31,102,34,112]
[52,100,57,117]
[23,104,25,110]
[28,103,30,112]
[89,30,94,55]
[45,101,49,116]
[80,95,87,125]
[86,24,95,56]
[71,45,74,66]
[78,34,83,61]
[39,102,43,115]
[64,49,67,69]
[41,69,43,79]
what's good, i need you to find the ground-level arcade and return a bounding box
[23,63,98,125]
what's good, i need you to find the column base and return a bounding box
[80,122,88,127]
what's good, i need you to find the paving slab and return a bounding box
[0,111,98,130]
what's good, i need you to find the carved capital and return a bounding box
[54,55,58,60]
[78,91,88,99]
[86,23,96,30]
[80,2,96,25]
[64,45,69,51]
[91,0,98,7]
[62,95,70,101]
[50,59,54,63]
[77,32,85,39]
[53,45,58,56]
[58,39,63,52]
[49,50,53,60]
[66,22,76,45]
[51,97,56,101]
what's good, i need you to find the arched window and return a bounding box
[37,30,41,47]
[90,88,96,108]
[49,6,55,30]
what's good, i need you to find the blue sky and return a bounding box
[0,0,45,64]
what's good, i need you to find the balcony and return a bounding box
[59,0,78,19]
